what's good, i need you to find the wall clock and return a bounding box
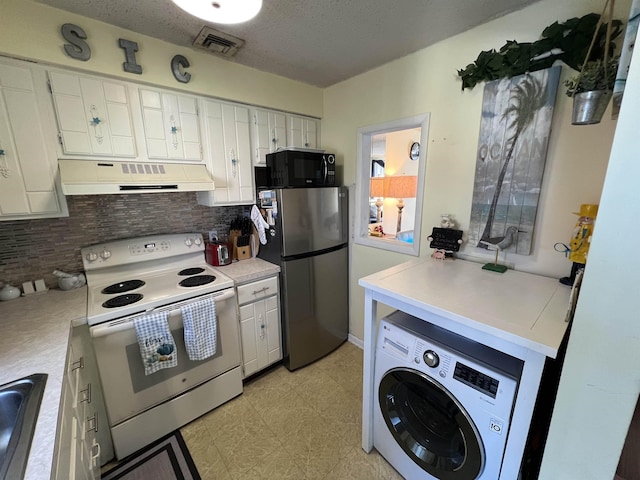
[410,142,420,161]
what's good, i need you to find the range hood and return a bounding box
[58,159,215,195]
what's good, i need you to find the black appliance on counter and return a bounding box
[257,186,349,370]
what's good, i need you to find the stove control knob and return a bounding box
[85,251,98,263]
[185,238,193,247]
[100,249,112,260]
[423,350,439,368]
[194,237,202,246]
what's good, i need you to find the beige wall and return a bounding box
[322,0,629,341]
[1,0,323,116]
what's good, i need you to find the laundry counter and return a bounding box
[358,258,571,479]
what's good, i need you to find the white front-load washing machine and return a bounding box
[373,311,523,480]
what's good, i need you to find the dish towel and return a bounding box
[133,311,178,376]
[251,204,270,245]
[181,297,218,361]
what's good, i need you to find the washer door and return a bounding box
[378,367,484,480]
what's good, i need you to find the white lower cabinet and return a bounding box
[238,276,282,377]
[53,323,113,479]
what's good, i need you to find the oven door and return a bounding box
[90,288,240,426]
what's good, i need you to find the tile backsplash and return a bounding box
[0,193,247,289]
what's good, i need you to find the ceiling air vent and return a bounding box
[193,26,245,57]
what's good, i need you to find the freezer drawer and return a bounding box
[280,246,348,370]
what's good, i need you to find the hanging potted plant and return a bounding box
[563,0,620,125]
[565,56,619,125]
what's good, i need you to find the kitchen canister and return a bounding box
[0,284,21,301]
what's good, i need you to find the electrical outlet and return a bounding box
[208,230,218,242]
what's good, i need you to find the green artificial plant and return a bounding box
[564,56,619,96]
[457,13,623,91]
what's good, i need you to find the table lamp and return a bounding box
[384,175,417,233]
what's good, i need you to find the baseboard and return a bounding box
[348,334,364,349]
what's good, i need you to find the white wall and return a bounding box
[322,0,627,342]
[1,0,323,117]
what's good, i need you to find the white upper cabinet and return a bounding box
[197,99,253,206]
[287,114,319,149]
[138,88,202,162]
[250,108,286,165]
[48,71,136,157]
[0,60,67,220]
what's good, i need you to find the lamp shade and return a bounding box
[384,175,417,199]
[370,177,386,197]
[172,0,262,24]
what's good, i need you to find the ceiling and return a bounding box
[33,0,543,88]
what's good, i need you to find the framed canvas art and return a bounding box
[468,66,561,255]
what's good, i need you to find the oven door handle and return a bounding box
[90,288,236,338]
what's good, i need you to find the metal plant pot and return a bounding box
[571,90,613,125]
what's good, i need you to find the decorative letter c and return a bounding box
[171,55,191,84]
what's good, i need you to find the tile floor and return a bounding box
[180,341,404,480]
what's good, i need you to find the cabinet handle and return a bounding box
[170,115,179,150]
[0,140,9,178]
[252,286,269,295]
[259,314,265,339]
[91,440,101,466]
[89,104,104,144]
[86,411,98,433]
[71,356,84,371]
[230,148,238,177]
[80,382,92,404]
[271,128,278,146]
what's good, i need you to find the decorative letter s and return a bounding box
[171,55,191,84]
[61,23,91,61]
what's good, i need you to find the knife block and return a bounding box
[234,235,251,260]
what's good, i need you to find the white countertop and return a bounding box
[0,287,87,480]
[359,257,572,358]
[216,257,280,284]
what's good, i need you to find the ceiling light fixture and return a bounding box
[172,0,262,25]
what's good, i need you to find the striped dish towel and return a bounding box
[181,297,218,361]
[133,311,178,375]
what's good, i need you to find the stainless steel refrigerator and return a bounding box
[257,186,349,370]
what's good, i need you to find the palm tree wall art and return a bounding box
[468,66,561,256]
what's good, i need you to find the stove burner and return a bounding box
[179,275,216,287]
[178,267,206,276]
[101,280,145,294]
[102,293,144,308]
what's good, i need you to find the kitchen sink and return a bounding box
[0,373,47,480]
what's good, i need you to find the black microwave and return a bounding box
[266,149,336,187]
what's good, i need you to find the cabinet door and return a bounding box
[239,293,282,378]
[139,88,202,161]
[240,302,260,378]
[0,62,66,219]
[251,108,286,165]
[287,114,319,149]
[49,71,136,157]
[199,99,253,205]
[265,295,282,365]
